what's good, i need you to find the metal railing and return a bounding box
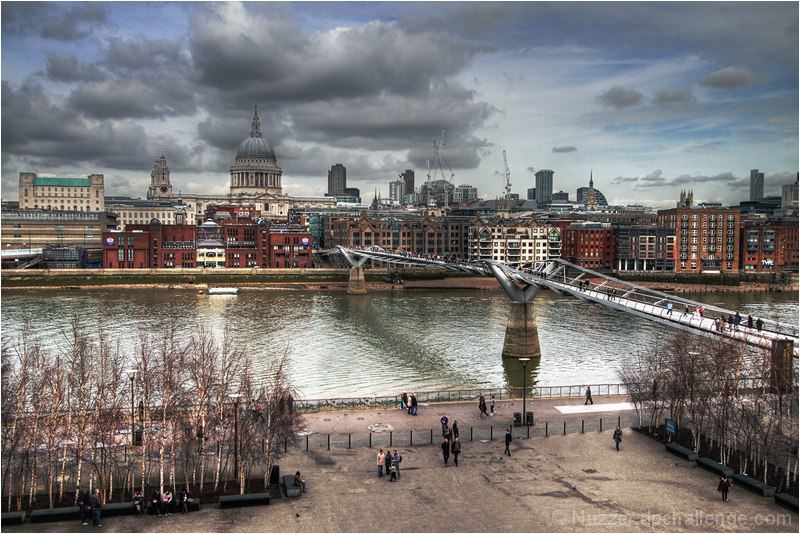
[294,383,629,413]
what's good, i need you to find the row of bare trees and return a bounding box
[1,315,303,512]
[620,330,798,492]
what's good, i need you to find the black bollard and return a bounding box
[545,421,548,437]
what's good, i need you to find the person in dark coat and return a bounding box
[479,394,489,418]
[452,420,459,439]
[90,489,102,527]
[150,490,162,516]
[410,394,418,415]
[504,429,512,456]
[180,488,190,513]
[78,489,90,525]
[717,475,731,502]
[440,413,449,433]
[585,387,593,405]
[441,439,450,465]
[401,392,408,411]
[451,438,461,466]
[613,426,622,451]
[392,450,402,479]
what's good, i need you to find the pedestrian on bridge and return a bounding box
[585,386,593,405]
[667,302,673,315]
[747,314,754,329]
[756,317,763,331]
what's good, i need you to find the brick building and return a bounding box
[740,215,799,272]
[613,226,676,272]
[657,207,740,273]
[560,222,615,269]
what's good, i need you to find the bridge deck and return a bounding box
[332,246,798,357]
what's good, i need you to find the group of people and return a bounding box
[77,489,103,527]
[478,393,495,418]
[142,488,191,516]
[439,413,462,466]
[377,449,403,481]
[400,392,418,415]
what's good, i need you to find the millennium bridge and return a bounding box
[329,246,799,360]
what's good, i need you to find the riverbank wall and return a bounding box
[1,267,796,293]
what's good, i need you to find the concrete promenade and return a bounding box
[5,396,796,533]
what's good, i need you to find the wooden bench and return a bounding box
[665,442,698,461]
[283,475,302,497]
[218,493,270,509]
[696,457,733,477]
[774,493,799,512]
[731,474,775,497]
[1,511,26,526]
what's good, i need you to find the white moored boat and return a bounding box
[207,287,239,295]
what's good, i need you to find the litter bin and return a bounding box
[133,428,143,446]
[525,411,534,426]
[513,412,522,427]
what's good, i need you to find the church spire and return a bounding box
[250,105,262,138]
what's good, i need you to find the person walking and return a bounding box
[440,413,449,434]
[90,488,102,527]
[443,426,452,442]
[410,394,418,415]
[504,429,512,456]
[490,395,496,415]
[733,312,741,332]
[613,426,622,451]
[452,420,459,439]
[585,386,593,405]
[717,475,731,502]
[78,489,90,525]
[377,449,385,478]
[666,302,673,315]
[451,438,461,466]
[747,314,753,329]
[401,392,408,411]
[441,439,450,465]
[756,317,763,331]
[479,394,489,418]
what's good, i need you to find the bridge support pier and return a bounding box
[487,263,543,359]
[347,267,367,295]
[338,246,369,295]
[503,302,542,359]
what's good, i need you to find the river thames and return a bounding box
[1,287,796,399]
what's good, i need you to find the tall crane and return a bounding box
[427,129,455,206]
[499,150,512,211]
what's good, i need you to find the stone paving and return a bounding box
[5,396,796,533]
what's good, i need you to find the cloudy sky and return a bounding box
[2,1,798,208]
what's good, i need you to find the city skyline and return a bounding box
[1,1,797,209]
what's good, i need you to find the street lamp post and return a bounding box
[229,394,243,490]
[123,369,137,444]
[520,358,530,426]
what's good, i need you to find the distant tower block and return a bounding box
[503,302,542,359]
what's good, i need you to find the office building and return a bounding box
[328,164,347,196]
[657,207,741,273]
[750,169,764,202]
[534,169,554,204]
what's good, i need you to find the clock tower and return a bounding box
[147,150,173,199]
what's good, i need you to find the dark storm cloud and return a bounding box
[552,146,577,153]
[653,87,696,107]
[1,2,108,40]
[1,81,202,173]
[597,86,643,109]
[699,67,755,89]
[45,53,106,83]
[54,37,198,120]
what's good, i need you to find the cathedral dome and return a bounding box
[237,136,274,159]
[236,105,275,160]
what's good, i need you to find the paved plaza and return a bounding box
[5,397,796,533]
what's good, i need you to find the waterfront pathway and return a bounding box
[5,396,795,533]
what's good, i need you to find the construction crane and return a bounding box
[427,129,455,206]
[499,150,512,211]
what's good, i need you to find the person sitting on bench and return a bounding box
[294,471,306,492]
